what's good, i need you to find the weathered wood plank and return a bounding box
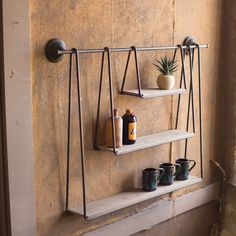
[70,176,202,219]
[99,129,194,155]
[123,88,186,98]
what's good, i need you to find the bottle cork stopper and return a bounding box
[126,108,132,113]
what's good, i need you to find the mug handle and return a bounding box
[173,163,181,176]
[157,168,165,180]
[189,160,196,172]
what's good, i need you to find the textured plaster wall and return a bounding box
[220,0,236,186]
[219,1,236,235]
[221,185,236,236]
[31,0,222,235]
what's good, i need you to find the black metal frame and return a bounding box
[45,38,206,220]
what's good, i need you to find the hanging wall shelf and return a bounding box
[45,36,208,220]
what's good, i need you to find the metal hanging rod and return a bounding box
[45,37,208,63]
[59,45,208,54]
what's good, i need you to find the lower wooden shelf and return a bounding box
[99,129,194,155]
[69,176,202,220]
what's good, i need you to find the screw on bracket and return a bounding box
[45,38,66,63]
[183,36,197,55]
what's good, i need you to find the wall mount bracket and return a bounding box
[183,36,196,46]
[183,36,197,55]
[45,38,66,63]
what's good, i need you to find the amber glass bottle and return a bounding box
[122,108,137,145]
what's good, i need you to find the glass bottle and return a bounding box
[106,108,123,148]
[122,108,137,145]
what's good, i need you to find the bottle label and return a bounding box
[128,122,136,141]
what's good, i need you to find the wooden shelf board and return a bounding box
[122,88,186,98]
[99,129,194,155]
[69,176,202,220]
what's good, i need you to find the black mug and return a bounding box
[143,168,165,191]
[175,158,196,180]
[159,163,181,185]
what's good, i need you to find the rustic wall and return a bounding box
[31,0,223,235]
[218,1,236,235]
[219,0,236,186]
[221,184,236,236]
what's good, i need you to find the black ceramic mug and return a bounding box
[175,158,196,180]
[143,168,165,191]
[159,163,181,185]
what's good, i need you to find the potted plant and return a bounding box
[153,56,178,90]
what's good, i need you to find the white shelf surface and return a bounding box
[123,88,186,98]
[70,176,202,220]
[99,129,194,155]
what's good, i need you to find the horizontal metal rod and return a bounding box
[58,44,208,55]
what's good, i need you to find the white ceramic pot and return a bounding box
[156,74,175,90]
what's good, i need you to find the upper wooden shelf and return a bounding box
[121,88,186,98]
[99,129,194,155]
[69,176,202,220]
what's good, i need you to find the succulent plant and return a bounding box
[153,56,178,75]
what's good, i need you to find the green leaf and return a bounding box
[153,56,178,75]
